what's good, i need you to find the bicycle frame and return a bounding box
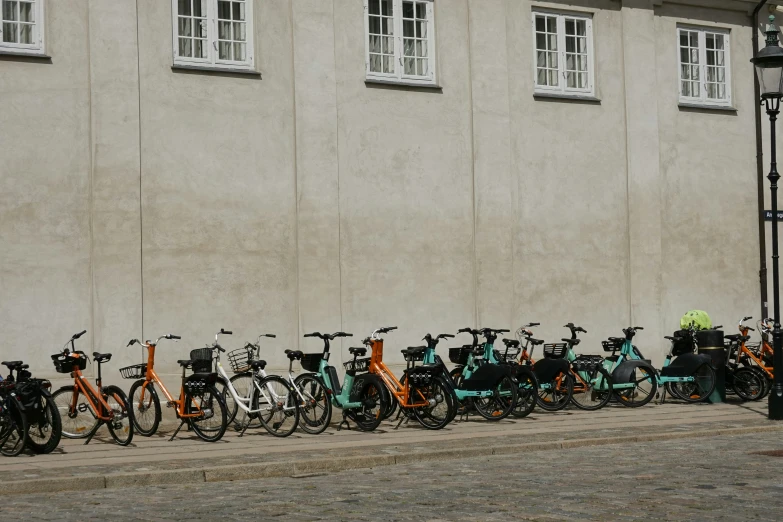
[69,362,112,423]
[367,336,431,409]
[422,338,500,401]
[136,341,205,420]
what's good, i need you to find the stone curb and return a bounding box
[4,424,781,495]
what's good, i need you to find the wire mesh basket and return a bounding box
[602,340,622,353]
[300,353,324,372]
[542,343,567,359]
[119,363,147,380]
[189,347,214,373]
[343,357,370,373]
[52,353,87,374]
[227,347,252,373]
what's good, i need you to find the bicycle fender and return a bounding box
[348,373,381,403]
[612,360,657,385]
[667,353,712,374]
[512,365,539,387]
[532,358,570,383]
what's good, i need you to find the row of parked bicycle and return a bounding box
[0,317,773,455]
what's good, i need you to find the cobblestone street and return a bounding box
[4,431,783,521]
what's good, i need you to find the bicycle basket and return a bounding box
[448,346,472,365]
[52,353,87,374]
[403,350,424,363]
[119,363,147,380]
[343,357,370,373]
[300,353,324,372]
[189,348,214,373]
[571,355,604,373]
[601,340,622,353]
[543,343,567,359]
[227,348,252,373]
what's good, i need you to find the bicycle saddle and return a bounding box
[561,338,581,345]
[664,336,678,341]
[724,334,741,341]
[1,361,23,370]
[285,350,303,360]
[529,338,544,346]
[349,347,367,356]
[92,352,112,363]
[177,359,194,368]
[502,339,520,348]
[250,359,267,370]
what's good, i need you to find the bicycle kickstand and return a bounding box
[83,423,100,446]
[393,412,409,430]
[659,386,667,405]
[337,412,351,431]
[168,420,187,442]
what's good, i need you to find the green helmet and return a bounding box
[680,310,712,331]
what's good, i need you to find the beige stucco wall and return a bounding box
[0,0,768,385]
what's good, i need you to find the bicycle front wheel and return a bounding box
[128,380,161,437]
[105,386,134,446]
[346,375,386,432]
[294,374,332,435]
[228,373,255,430]
[0,399,27,457]
[671,364,716,403]
[733,367,765,401]
[185,385,228,442]
[536,372,573,411]
[615,365,658,407]
[52,385,99,439]
[254,376,299,438]
[412,376,456,430]
[26,393,62,454]
[512,370,538,418]
[570,367,613,411]
[473,375,517,421]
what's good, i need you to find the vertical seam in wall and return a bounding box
[331,0,345,360]
[619,4,633,324]
[135,0,144,341]
[505,2,515,328]
[87,1,95,356]
[466,0,479,327]
[290,0,300,351]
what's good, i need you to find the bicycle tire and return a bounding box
[449,367,471,415]
[473,375,517,421]
[511,370,537,418]
[52,385,100,439]
[379,379,397,421]
[228,373,255,430]
[671,364,716,403]
[733,367,765,401]
[186,384,228,442]
[26,393,62,454]
[570,367,613,411]
[345,376,385,431]
[254,375,300,438]
[536,371,573,411]
[293,373,332,435]
[105,386,134,446]
[0,398,27,457]
[128,380,161,437]
[412,376,456,430]
[615,365,658,407]
[214,376,234,424]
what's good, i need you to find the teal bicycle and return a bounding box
[296,331,388,431]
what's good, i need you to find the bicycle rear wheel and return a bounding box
[346,376,386,431]
[412,376,455,430]
[536,371,573,411]
[615,365,658,407]
[26,393,62,454]
[185,385,228,442]
[733,367,765,401]
[254,376,299,437]
[0,399,27,457]
[52,385,99,439]
[512,371,537,418]
[293,374,332,434]
[128,380,161,437]
[104,386,134,446]
[570,368,612,411]
[670,364,716,403]
[473,375,517,421]
[228,373,255,430]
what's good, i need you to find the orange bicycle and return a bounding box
[51,330,134,446]
[123,334,228,442]
[365,327,455,430]
[724,317,773,400]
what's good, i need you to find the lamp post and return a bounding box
[752,15,783,419]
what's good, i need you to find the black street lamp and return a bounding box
[752,15,783,420]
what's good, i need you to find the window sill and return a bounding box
[365,78,442,91]
[171,63,262,78]
[533,92,601,104]
[0,49,50,60]
[678,102,736,113]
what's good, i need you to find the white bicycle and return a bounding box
[207,329,300,438]
[226,334,331,435]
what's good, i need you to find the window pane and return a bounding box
[219,41,231,60]
[706,66,716,82]
[417,39,426,58]
[178,37,191,57]
[689,33,697,47]
[565,19,574,35]
[548,51,557,69]
[566,54,575,71]
[579,72,587,88]
[536,51,546,68]
[707,83,717,99]
[382,17,392,35]
[706,33,714,49]
[681,81,690,97]
[2,21,15,42]
[218,20,230,40]
[679,32,688,47]
[536,33,545,50]
[567,71,575,88]
[233,2,245,21]
[369,34,379,52]
[370,53,381,72]
[403,19,414,37]
[369,16,380,34]
[548,34,557,50]
[680,48,689,64]
[178,17,191,37]
[193,19,206,38]
[404,56,415,74]
[233,42,245,61]
[691,65,699,81]
[218,1,230,19]
[718,68,725,82]
[416,2,426,19]
[369,0,379,15]
[548,69,558,86]
[681,64,690,80]
[234,22,245,41]
[402,1,413,18]
[404,38,414,57]
[418,20,427,38]
[383,36,393,54]
[178,0,191,16]
[566,36,575,53]
[535,16,545,32]
[381,0,392,16]
[194,38,205,58]
[19,20,30,42]
[418,58,427,76]
[537,68,546,85]
[19,1,31,22]
[193,0,204,17]
[383,54,393,73]
[547,17,555,33]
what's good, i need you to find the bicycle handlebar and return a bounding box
[127,339,140,347]
[72,330,87,340]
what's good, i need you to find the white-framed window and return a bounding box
[364,0,436,85]
[532,10,594,97]
[678,26,731,107]
[0,0,45,55]
[171,0,254,70]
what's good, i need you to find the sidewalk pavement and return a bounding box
[3,399,778,494]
